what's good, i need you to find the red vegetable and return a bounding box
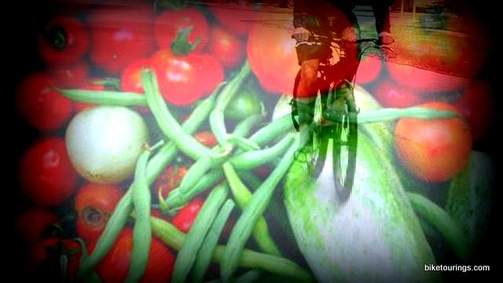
[88,8,154,74]
[120,58,151,93]
[154,165,187,200]
[374,80,421,108]
[74,183,123,243]
[355,55,382,85]
[208,26,244,69]
[19,138,78,206]
[171,198,204,233]
[16,208,59,244]
[16,73,73,131]
[38,16,89,65]
[195,131,218,148]
[94,228,175,283]
[154,8,209,52]
[209,4,256,36]
[50,61,89,88]
[395,102,472,182]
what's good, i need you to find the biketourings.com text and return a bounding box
[424,264,490,272]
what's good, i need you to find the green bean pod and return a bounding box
[192,199,236,283]
[221,130,307,282]
[172,184,229,283]
[142,69,217,160]
[223,162,281,256]
[59,89,147,106]
[230,134,294,170]
[78,95,214,277]
[150,216,313,282]
[125,150,152,283]
[249,115,295,146]
[408,192,469,259]
[324,107,459,124]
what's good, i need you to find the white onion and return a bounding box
[65,106,149,184]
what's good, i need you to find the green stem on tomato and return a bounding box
[407,192,469,260]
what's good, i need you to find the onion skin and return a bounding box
[65,106,149,184]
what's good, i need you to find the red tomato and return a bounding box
[38,16,89,65]
[16,208,59,244]
[355,55,382,85]
[151,50,223,106]
[120,58,151,93]
[73,80,105,112]
[454,80,493,142]
[154,8,209,52]
[209,4,257,36]
[374,80,421,108]
[247,20,298,94]
[154,165,187,200]
[19,138,79,206]
[88,8,154,74]
[395,102,472,182]
[208,26,244,69]
[94,228,175,283]
[195,131,218,147]
[49,61,89,88]
[171,198,204,233]
[74,183,123,243]
[16,73,73,131]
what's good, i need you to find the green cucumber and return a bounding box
[284,132,438,282]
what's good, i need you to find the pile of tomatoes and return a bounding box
[13,1,493,282]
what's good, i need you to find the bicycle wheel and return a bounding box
[331,100,358,203]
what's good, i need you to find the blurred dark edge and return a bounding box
[5,0,501,282]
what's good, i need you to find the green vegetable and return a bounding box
[446,151,493,254]
[284,133,437,282]
[172,184,229,283]
[59,89,146,106]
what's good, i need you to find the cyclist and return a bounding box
[291,0,360,129]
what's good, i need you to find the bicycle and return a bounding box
[290,32,385,203]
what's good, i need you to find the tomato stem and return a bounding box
[171,26,200,56]
[43,26,67,50]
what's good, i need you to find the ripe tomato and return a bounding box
[355,55,382,85]
[38,16,89,65]
[28,237,81,280]
[154,165,187,200]
[171,198,204,233]
[374,80,421,108]
[16,208,59,244]
[208,26,244,69]
[154,8,209,52]
[247,20,298,94]
[120,58,151,93]
[454,80,493,142]
[394,102,472,182]
[88,8,154,74]
[195,131,218,147]
[94,228,175,283]
[19,138,79,206]
[74,183,123,243]
[209,4,257,36]
[386,62,468,93]
[49,61,89,88]
[16,73,73,131]
[151,50,223,106]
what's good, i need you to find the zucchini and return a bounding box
[284,132,438,282]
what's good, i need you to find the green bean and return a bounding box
[233,114,264,137]
[142,69,217,160]
[234,270,263,283]
[230,134,294,170]
[150,216,313,282]
[407,192,469,259]
[221,130,307,282]
[79,95,214,277]
[325,107,459,124]
[226,135,260,151]
[172,184,229,283]
[163,170,223,210]
[210,62,251,145]
[59,89,147,106]
[125,150,152,283]
[192,199,235,283]
[249,115,295,146]
[223,162,281,256]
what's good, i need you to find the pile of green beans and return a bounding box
[62,60,458,283]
